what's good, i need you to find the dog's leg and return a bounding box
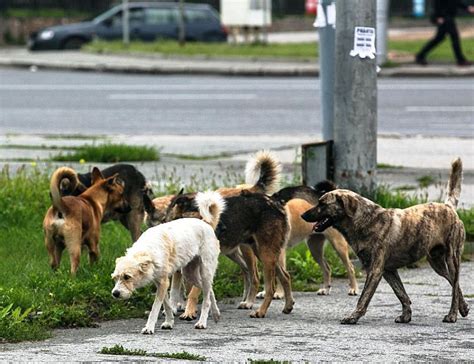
[250,246,277,318]
[341,258,384,325]
[428,251,469,318]
[327,230,359,295]
[275,262,294,314]
[170,271,185,314]
[209,289,221,323]
[65,231,82,275]
[142,277,169,334]
[383,270,412,323]
[195,264,215,329]
[227,247,257,309]
[241,244,259,308]
[180,286,200,321]
[307,234,332,295]
[87,237,100,265]
[443,242,462,323]
[160,294,175,330]
[53,243,65,270]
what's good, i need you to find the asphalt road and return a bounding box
[0,68,473,138]
[1,263,472,362]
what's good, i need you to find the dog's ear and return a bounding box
[319,192,336,205]
[143,194,155,215]
[176,187,184,196]
[106,173,123,187]
[336,194,357,218]
[134,252,152,273]
[91,167,104,185]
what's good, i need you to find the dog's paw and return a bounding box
[316,288,331,296]
[256,291,265,299]
[340,316,358,325]
[395,314,411,324]
[250,310,265,318]
[238,301,253,309]
[348,288,358,296]
[459,303,469,317]
[141,327,155,335]
[179,311,197,321]
[194,322,207,329]
[282,306,293,315]
[212,309,221,323]
[160,322,174,330]
[442,314,457,323]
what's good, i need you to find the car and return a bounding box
[28,2,227,51]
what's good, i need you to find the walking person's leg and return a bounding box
[445,18,470,65]
[416,22,448,65]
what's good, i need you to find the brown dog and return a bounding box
[302,158,468,324]
[43,167,130,275]
[261,181,358,298]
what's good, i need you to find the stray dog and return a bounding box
[165,189,293,319]
[302,158,468,324]
[111,191,225,332]
[256,181,358,299]
[43,167,129,275]
[54,163,151,242]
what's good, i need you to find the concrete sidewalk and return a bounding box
[1,48,473,77]
[1,263,472,362]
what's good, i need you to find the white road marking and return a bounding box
[405,106,474,112]
[107,93,257,100]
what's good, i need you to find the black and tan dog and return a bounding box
[263,181,358,297]
[302,158,468,324]
[43,167,130,274]
[165,189,294,319]
[55,163,151,241]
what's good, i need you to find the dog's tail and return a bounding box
[445,158,463,209]
[245,150,281,195]
[195,191,226,230]
[50,167,78,213]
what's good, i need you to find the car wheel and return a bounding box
[62,37,86,50]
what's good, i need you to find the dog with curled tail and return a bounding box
[111,191,225,332]
[302,158,468,324]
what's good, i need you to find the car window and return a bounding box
[185,9,212,23]
[145,8,178,25]
[110,8,145,27]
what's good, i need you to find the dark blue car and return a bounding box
[28,2,228,50]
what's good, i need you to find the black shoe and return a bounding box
[457,60,473,67]
[415,56,428,66]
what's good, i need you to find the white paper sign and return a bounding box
[350,27,376,59]
[326,3,336,28]
[313,3,326,27]
[313,3,336,28]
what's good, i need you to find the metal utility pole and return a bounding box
[376,0,390,65]
[122,0,130,46]
[318,0,336,141]
[178,0,186,47]
[333,0,377,193]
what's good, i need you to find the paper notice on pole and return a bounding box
[313,3,326,27]
[350,27,376,59]
[326,3,336,28]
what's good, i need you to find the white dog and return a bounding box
[111,191,225,332]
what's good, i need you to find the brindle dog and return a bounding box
[164,190,294,318]
[302,158,468,324]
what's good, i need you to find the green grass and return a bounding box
[389,37,474,63]
[377,163,403,169]
[85,39,318,60]
[99,345,206,361]
[5,7,91,19]
[84,38,474,63]
[0,167,472,343]
[51,143,160,163]
[416,175,437,188]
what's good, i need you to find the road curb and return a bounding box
[1,56,474,77]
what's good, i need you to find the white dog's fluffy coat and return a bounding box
[111,191,225,332]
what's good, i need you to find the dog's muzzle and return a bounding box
[112,290,121,298]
